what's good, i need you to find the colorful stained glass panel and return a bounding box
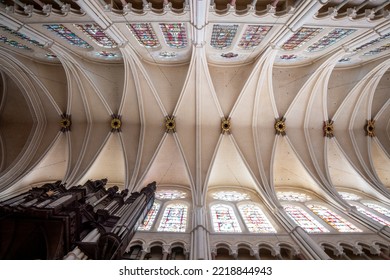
[238,204,276,233]
[238,25,271,49]
[0,36,32,50]
[308,204,361,232]
[0,24,44,48]
[282,27,322,51]
[212,191,250,201]
[138,202,160,231]
[211,204,242,233]
[74,24,117,48]
[157,203,187,232]
[356,206,390,227]
[277,191,311,202]
[44,24,91,48]
[159,23,187,49]
[210,24,238,50]
[306,28,355,52]
[155,190,186,200]
[279,54,298,60]
[363,203,390,218]
[127,23,160,48]
[284,205,329,233]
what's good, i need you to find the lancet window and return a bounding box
[281,27,322,50]
[157,203,188,232]
[210,24,238,49]
[238,25,271,49]
[127,23,160,48]
[159,23,187,49]
[211,204,242,233]
[74,24,117,48]
[238,204,276,233]
[283,205,329,233]
[138,202,160,231]
[307,204,361,232]
[338,191,390,226]
[44,24,91,48]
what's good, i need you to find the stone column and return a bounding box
[191,206,211,259]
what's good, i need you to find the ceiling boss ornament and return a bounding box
[274,117,286,136]
[110,114,122,132]
[365,119,375,137]
[165,115,176,133]
[60,113,71,132]
[323,120,334,138]
[221,117,231,134]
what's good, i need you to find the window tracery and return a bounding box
[277,191,311,202]
[127,23,160,48]
[44,24,91,48]
[74,24,117,48]
[155,190,186,200]
[159,23,187,49]
[212,191,250,201]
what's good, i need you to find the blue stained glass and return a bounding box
[307,28,355,52]
[44,24,91,48]
[0,36,32,50]
[0,24,44,48]
[159,23,187,49]
[210,24,238,49]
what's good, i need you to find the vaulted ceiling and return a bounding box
[0,0,389,209]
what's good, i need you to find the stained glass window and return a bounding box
[159,51,177,58]
[283,205,329,233]
[306,28,355,52]
[238,25,271,49]
[307,204,361,232]
[159,23,187,49]
[363,43,390,56]
[157,203,187,232]
[212,191,250,201]
[0,36,32,50]
[282,27,322,51]
[211,204,242,233]
[210,24,238,50]
[96,51,119,58]
[353,33,390,52]
[338,192,361,201]
[355,206,390,227]
[44,24,91,48]
[155,190,186,200]
[238,204,276,233]
[279,54,298,60]
[0,24,44,48]
[127,23,160,48]
[138,202,160,231]
[363,203,390,218]
[74,24,117,48]
[277,191,311,202]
